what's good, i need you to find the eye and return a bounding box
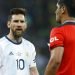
[13,20,19,23]
[20,20,25,23]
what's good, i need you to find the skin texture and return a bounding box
[44,47,64,75]
[55,3,62,23]
[7,14,27,40]
[30,67,39,75]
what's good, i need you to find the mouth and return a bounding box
[16,29,22,30]
[16,28,22,31]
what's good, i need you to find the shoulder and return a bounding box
[0,36,7,44]
[50,22,74,34]
[0,37,6,50]
[0,36,10,49]
[51,25,65,31]
[22,38,35,47]
[50,26,64,35]
[22,38,35,51]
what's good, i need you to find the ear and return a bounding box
[7,21,10,28]
[61,5,66,14]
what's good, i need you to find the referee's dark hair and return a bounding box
[8,8,27,21]
[57,0,75,17]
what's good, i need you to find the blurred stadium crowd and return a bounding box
[0,0,57,75]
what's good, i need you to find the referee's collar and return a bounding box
[62,20,75,24]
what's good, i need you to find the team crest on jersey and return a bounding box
[16,52,22,56]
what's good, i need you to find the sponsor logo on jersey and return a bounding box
[9,52,14,55]
[50,36,59,43]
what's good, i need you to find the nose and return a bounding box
[17,21,22,26]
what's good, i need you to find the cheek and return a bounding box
[10,24,16,30]
[24,24,27,29]
[56,9,59,15]
[56,10,61,18]
[56,10,61,22]
[56,7,60,14]
[22,24,27,30]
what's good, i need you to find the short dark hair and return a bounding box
[58,0,75,17]
[8,8,27,21]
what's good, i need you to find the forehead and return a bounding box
[11,14,25,20]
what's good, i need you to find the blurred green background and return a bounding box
[0,0,58,75]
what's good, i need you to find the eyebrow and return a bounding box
[13,20,25,22]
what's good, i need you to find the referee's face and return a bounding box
[55,3,62,23]
[8,14,27,37]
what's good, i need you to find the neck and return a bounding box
[61,16,75,24]
[7,33,22,43]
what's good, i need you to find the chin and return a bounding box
[17,34,23,37]
[14,33,23,38]
[16,31,23,36]
[56,19,61,24]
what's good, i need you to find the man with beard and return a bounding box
[0,8,39,75]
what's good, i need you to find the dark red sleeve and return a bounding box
[49,27,64,50]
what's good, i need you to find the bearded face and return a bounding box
[8,14,27,38]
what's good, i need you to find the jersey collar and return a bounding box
[5,35,22,45]
[63,20,75,24]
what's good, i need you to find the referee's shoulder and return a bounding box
[51,24,64,31]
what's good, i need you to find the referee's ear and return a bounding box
[7,21,11,28]
[61,5,66,14]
